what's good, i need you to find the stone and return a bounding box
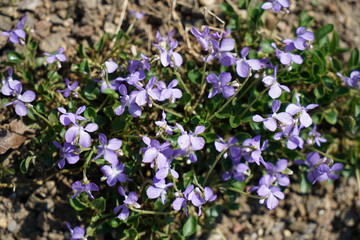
[289,221,308,233]
[0,15,12,31]
[34,20,52,38]
[58,10,68,19]
[55,1,68,9]
[271,222,285,235]
[104,22,116,34]
[0,216,7,229]
[19,0,43,11]
[50,15,64,25]
[76,25,94,38]
[80,0,98,9]
[39,32,66,52]
[7,219,17,233]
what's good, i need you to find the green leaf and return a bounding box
[84,107,97,120]
[214,105,232,119]
[323,108,338,125]
[348,48,359,68]
[7,51,24,62]
[108,218,121,228]
[103,88,119,99]
[329,31,339,53]
[231,181,245,191]
[188,69,201,84]
[300,172,311,193]
[229,115,241,128]
[314,85,325,99]
[315,24,334,41]
[182,215,197,237]
[259,40,274,54]
[93,34,110,52]
[90,197,106,213]
[245,32,253,45]
[299,10,314,27]
[203,132,218,143]
[115,30,125,43]
[331,58,342,72]
[20,156,34,173]
[79,59,91,74]
[69,198,88,211]
[179,92,192,105]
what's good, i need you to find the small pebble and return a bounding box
[7,219,17,233]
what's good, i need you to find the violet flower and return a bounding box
[155,111,174,136]
[190,26,221,52]
[129,10,145,20]
[207,38,235,63]
[242,136,268,166]
[57,78,78,98]
[312,163,343,184]
[306,125,327,146]
[265,159,291,186]
[65,122,99,148]
[53,141,80,169]
[44,47,66,64]
[261,0,290,13]
[206,72,235,99]
[274,124,304,150]
[271,43,303,67]
[1,14,27,44]
[222,162,249,181]
[114,84,142,117]
[58,106,87,126]
[262,65,290,99]
[141,136,173,168]
[235,47,262,78]
[155,156,179,180]
[93,133,122,165]
[114,187,140,220]
[65,222,86,240]
[100,162,127,187]
[105,60,118,73]
[71,181,99,200]
[253,100,293,131]
[214,136,242,161]
[1,68,21,96]
[337,71,360,89]
[284,27,314,51]
[294,152,322,183]
[3,83,36,116]
[256,175,284,210]
[154,40,183,68]
[176,124,205,163]
[156,79,182,103]
[285,94,318,127]
[146,178,174,204]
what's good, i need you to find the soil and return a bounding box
[0,0,359,239]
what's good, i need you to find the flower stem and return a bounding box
[174,69,191,95]
[77,93,91,105]
[309,147,347,164]
[129,207,176,215]
[203,146,229,186]
[28,105,53,126]
[270,11,288,37]
[192,60,208,111]
[227,187,265,199]
[152,101,184,118]
[237,87,269,120]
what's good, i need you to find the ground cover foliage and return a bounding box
[0,0,359,239]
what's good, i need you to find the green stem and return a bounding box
[270,11,288,37]
[152,101,184,118]
[355,167,360,196]
[237,87,269,120]
[83,149,94,182]
[309,147,347,164]
[208,76,251,122]
[96,95,109,113]
[77,93,91,105]
[192,60,208,111]
[227,187,265,199]
[203,146,229,186]
[173,69,191,95]
[28,105,53,126]
[129,207,176,215]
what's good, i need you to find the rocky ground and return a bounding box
[0,0,359,239]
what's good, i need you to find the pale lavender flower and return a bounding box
[141,136,173,168]
[222,162,249,181]
[114,187,140,220]
[206,72,235,99]
[57,78,78,98]
[242,136,268,166]
[261,0,290,13]
[155,111,174,136]
[129,10,145,20]
[114,84,142,117]
[215,136,242,161]
[1,14,27,44]
[1,68,21,96]
[190,26,221,52]
[65,222,86,240]
[65,122,99,148]
[285,94,318,127]
[105,60,118,73]
[207,38,235,63]
[44,47,66,64]
[274,124,304,150]
[71,181,99,200]
[337,71,360,89]
[235,47,262,78]
[265,159,291,186]
[154,40,183,68]
[114,70,146,87]
[146,178,174,204]
[256,175,284,210]
[58,106,87,126]
[271,43,303,67]
[155,156,179,180]
[156,79,182,103]
[53,141,80,169]
[93,133,122,165]
[100,162,127,187]
[3,83,36,116]
[262,65,290,99]
[155,29,176,46]
[294,152,322,183]
[176,124,205,163]
[284,27,314,51]
[312,163,343,184]
[307,125,327,146]
[253,100,293,131]
[133,76,160,107]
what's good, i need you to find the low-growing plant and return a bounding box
[1,1,359,239]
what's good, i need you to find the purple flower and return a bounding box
[154,40,183,68]
[71,181,99,200]
[146,178,174,204]
[100,162,127,187]
[58,106,87,126]
[271,43,303,67]
[156,30,176,46]
[261,0,290,13]
[242,136,268,166]
[284,27,314,51]
[114,70,146,87]
[235,47,262,78]
[44,47,66,64]
[105,60,118,73]
[93,133,122,165]
[114,84,142,117]
[53,141,80,169]
[1,68,21,96]
[306,125,327,146]
[1,14,27,44]
[156,79,182,103]
[253,100,293,131]
[65,123,99,148]
[155,156,179,180]
[222,162,249,181]
[274,124,304,150]
[114,187,140,220]
[312,163,343,184]
[132,76,160,107]
[207,38,235,63]
[129,10,145,19]
[206,72,235,99]
[215,136,242,161]
[57,78,78,98]
[262,65,290,99]
[176,124,205,163]
[65,222,86,240]
[3,83,36,116]
[141,136,173,168]
[256,175,284,210]
[190,26,221,52]
[285,94,318,127]
[265,159,291,186]
[155,111,174,136]
[337,71,360,89]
